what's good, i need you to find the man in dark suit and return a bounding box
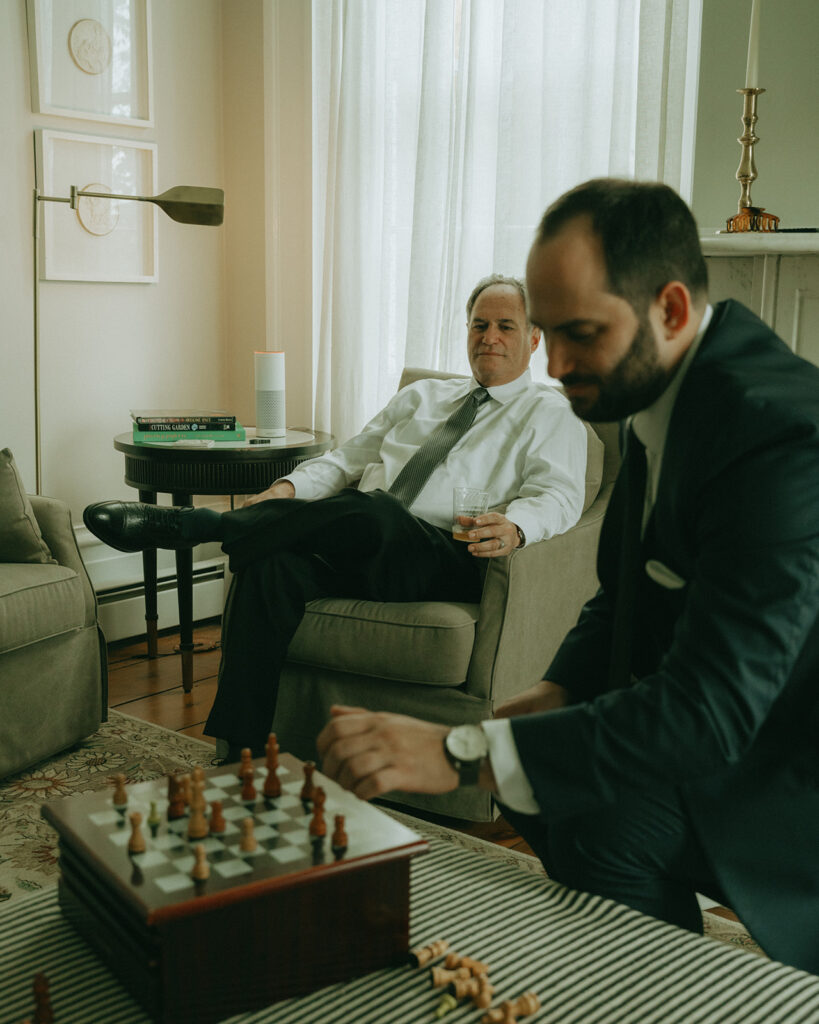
[318,179,819,973]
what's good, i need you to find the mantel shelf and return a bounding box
[700,234,819,257]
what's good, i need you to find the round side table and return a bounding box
[113,428,334,699]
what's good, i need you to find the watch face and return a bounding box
[448,725,487,762]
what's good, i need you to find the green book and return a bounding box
[132,424,246,443]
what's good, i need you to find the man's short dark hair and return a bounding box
[535,178,708,313]
[466,274,530,324]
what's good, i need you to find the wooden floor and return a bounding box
[106,618,536,857]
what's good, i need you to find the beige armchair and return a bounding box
[272,370,620,820]
[0,486,107,778]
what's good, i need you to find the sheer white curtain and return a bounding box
[312,0,702,441]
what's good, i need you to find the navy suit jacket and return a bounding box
[511,300,819,971]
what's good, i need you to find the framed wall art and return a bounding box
[26,0,154,126]
[36,128,158,283]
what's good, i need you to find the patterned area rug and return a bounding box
[0,711,764,958]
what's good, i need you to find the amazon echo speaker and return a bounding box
[255,351,286,438]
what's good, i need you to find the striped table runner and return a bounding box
[2,828,818,1024]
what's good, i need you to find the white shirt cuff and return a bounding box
[480,718,541,815]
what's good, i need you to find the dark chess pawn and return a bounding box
[111,773,128,812]
[300,760,316,804]
[309,786,327,841]
[209,800,227,836]
[331,813,348,860]
[147,800,161,838]
[167,775,185,821]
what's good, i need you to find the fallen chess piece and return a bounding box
[430,965,470,988]
[435,992,458,1018]
[481,991,540,1024]
[128,811,146,854]
[408,938,449,967]
[450,972,494,1008]
[444,952,490,976]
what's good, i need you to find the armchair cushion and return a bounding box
[287,598,479,685]
[0,563,88,655]
[0,449,55,564]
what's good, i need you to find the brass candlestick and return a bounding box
[723,88,779,232]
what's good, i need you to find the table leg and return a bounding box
[173,492,195,703]
[138,489,159,659]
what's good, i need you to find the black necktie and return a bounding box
[607,426,647,690]
[388,387,491,508]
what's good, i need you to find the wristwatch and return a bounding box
[443,724,489,787]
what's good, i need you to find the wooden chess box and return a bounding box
[41,753,428,1024]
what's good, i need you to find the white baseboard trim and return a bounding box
[98,573,226,643]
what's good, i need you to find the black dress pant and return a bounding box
[500,786,727,934]
[204,489,483,749]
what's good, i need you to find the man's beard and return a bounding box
[562,318,675,422]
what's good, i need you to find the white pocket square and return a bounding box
[645,559,687,590]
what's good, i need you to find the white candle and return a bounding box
[745,0,761,88]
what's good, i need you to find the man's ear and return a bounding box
[529,327,542,352]
[656,281,692,338]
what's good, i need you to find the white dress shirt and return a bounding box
[484,307,715,814]
[286,370,590,545]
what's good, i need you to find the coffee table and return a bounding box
[113,428,334,696]
[4,813,819,1023]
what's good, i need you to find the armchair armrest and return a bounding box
[29,495,99,627]
[466,484,613,703]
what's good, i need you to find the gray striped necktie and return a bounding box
[388,387,491,508]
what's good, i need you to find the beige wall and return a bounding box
[692,0,819,232]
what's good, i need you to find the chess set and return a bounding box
[40,739,428,1024]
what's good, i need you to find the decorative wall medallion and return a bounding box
[75,183,119,236]
[68,18,112,76]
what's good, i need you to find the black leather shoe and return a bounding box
[83,500,195,552]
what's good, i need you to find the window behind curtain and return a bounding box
[312,0,702,442]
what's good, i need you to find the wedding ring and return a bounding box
[498,538,505,549]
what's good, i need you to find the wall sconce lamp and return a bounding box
[32,183,225,492]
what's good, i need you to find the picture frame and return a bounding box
[26,0,154,127]
[35,128,158,283]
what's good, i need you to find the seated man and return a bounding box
[316,182,819,974]
[85,274,594,758]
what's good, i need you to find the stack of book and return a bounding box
[130,410,246,443]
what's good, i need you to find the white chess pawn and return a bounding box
[239,817,257,853]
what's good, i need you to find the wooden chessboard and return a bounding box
[41,752,428,1024]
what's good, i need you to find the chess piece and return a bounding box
[431,965,470,988]
[331,814,348,859]
[190,779,207,812]
[481,992,540,1024]
[472,975,494,1010]
[167,776,186,821]
[32,972,53,1024]
[111,773,128,810]
[180,773,192,807]
[128,811,146,854]
[309,786,327,840]
[409,939,449,967]
[263,734,281,798]
[451,974,494,1007]
[445,953,490,976]
[147,800,161,837]
[241,768,257,804]
[191,765,205,785]
[435,993,458,1018]
[191,843,210,881]
[239,817,257,853]
[209,800,226,835]
[300,760,316,803]
[238,746,254,781]
[187,799,209,840]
